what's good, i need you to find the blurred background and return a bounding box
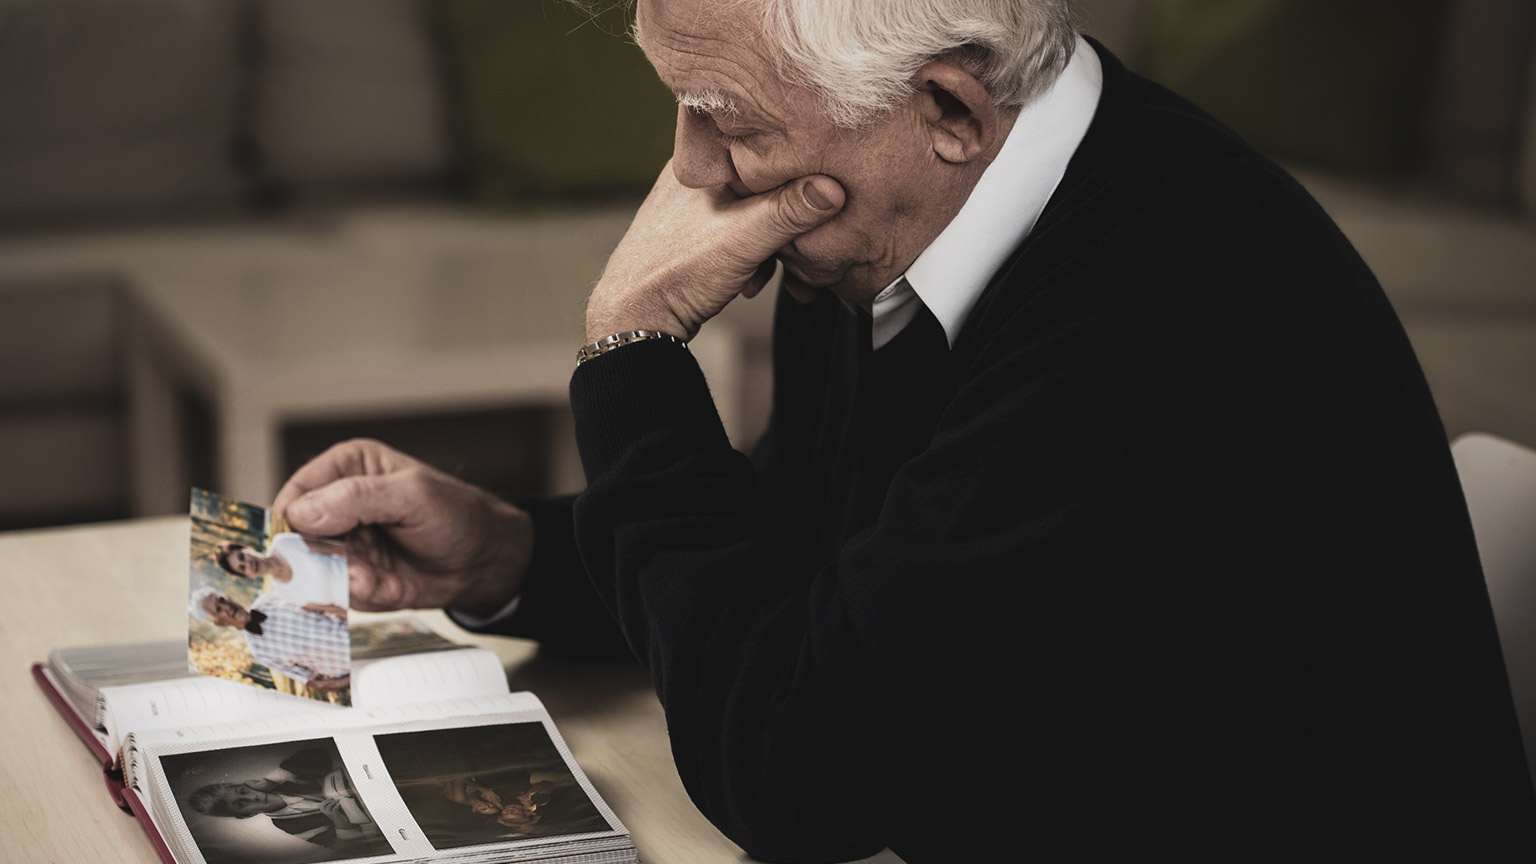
[0,0,1532,531]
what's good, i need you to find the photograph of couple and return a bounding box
[187,489,352,704]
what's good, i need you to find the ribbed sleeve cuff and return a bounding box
[569,337,730,479]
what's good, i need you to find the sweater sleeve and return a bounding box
[567,254,1521,858]
[565,277,1287,858]
[451,494,634,661]
[572,339,891,861]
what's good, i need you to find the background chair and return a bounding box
[1452,432,1536,791]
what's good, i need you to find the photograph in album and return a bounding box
[375,722,609,849]
[163,739,390,864]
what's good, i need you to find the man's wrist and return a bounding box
[576,330,687,366]
[584,286,691,343]
[447,497,532,618]
[446,593,523,629]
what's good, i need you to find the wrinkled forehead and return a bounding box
[634,0,754,54]
[634,0,789,121]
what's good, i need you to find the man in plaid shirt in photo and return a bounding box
[191,586,351,691]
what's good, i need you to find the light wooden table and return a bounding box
[0,516,751,864]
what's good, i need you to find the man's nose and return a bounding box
[671,106,738,189]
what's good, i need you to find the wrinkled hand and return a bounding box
[272,439,532,616]
[585,160,845,342]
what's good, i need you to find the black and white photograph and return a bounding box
[162,738,392,864]
[376,723,609,849]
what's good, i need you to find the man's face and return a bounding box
[202,593,251,629]
[219,783,284,816]
[636,0,949,304]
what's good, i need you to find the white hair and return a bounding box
[757,0,1080,128]
[189,586,223,623]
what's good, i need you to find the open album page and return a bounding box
[122,692,635,864]
[96,647,513,760]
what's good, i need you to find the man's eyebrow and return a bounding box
[676,89,739,118]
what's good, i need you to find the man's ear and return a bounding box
[915,61,999,164]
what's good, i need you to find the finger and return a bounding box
[341,524,466,612]
[741,258,778,299]
[734,175,844,264]
[273,438,399,515]
[287,471,422,536]
[347,561,410,613]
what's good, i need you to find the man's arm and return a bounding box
[307,675,350,692]
[267,166,843,641]
[565,264,1291,861]
[246,639,327,689]
[454,495,635,659]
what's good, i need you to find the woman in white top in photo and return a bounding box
[215,533,349,612]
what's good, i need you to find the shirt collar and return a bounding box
[273,793,322,813]
[870,35,1103,349]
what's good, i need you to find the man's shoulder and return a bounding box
[250,592,293,613]
[956,58,1366,345]
[1043,43,1337,255]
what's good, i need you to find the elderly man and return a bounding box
[190,587,351,692]
[273,0,1533,858]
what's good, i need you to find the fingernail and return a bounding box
[802,180,833,211]
[290,496,324,527]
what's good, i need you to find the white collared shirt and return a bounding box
[869,35,1103,350]
[453,38,1104,633]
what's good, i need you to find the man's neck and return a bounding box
[839,109,1020,307]
[869,36,1105,348]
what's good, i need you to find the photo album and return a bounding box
[33,491,638,864]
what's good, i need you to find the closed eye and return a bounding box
[714,121,763,149]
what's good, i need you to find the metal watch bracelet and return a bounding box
[576,330,686,366]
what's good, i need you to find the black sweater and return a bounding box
[494,43,1535,860]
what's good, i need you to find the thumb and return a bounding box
[286,474,417,536]
[739,175,844,259]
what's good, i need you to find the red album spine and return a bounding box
[31,662,114,769]
[32,662,129,808]
[123,786,179,864]
[34,663,179,861]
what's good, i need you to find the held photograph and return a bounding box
[161,738,393,864]
[188,488,352,704]
[375,722,611,850]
